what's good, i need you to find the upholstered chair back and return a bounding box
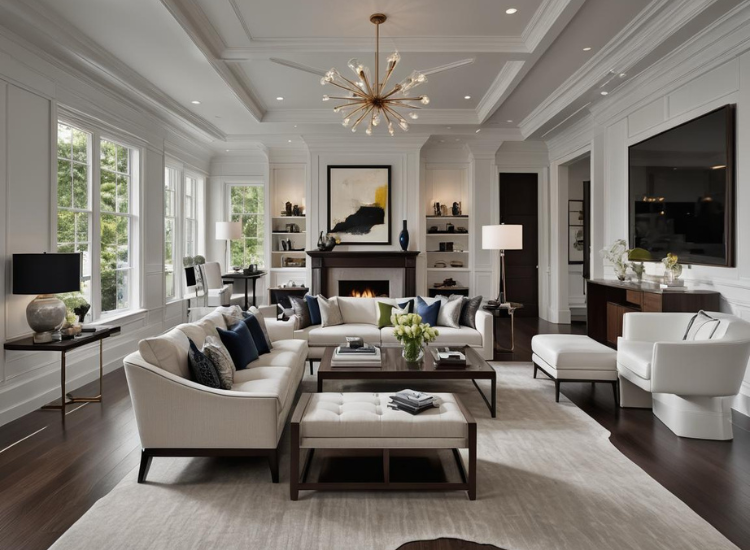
[202,262,224,290]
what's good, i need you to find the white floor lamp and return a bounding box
[215,221,242,270]
[482,224,523,306]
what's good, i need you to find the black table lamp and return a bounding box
[13,253,81,343]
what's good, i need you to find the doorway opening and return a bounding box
[562,154,591,323]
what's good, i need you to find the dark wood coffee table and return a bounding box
[317,346,497,417]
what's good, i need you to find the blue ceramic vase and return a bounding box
[399,220,409,251]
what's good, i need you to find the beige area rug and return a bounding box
[50,363,737,550]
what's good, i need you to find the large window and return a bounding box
[56,121,139,320]
[184,175,198,258]
[228,184,264,268]
[164,167,177,300]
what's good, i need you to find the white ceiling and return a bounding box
[6,0,742,146]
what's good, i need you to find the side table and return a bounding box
[4,326,121,415]
[484,302,523,352]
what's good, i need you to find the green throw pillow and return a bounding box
[377,302,409,329]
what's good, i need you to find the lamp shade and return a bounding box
[482,225,523,250]
[12,253,81,295]
[215,221,242,241]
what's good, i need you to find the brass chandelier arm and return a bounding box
[380,86,405,100]
[334,101,367,111]
[385,100,422,108]
[340,103,369,121]
[337,73,370,97]
[379,64,397,95]
[351,105,374,131]
[328,79,368,99]
[383,104,407,123]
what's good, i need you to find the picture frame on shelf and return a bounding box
[327,165,391,245]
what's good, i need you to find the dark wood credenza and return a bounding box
[587,279,721,347]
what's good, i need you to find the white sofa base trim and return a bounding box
[653,394,735,441]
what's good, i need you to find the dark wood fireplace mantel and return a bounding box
[306,250,420,297]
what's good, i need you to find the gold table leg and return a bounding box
[495,309,516,353]
[41,340,104,414]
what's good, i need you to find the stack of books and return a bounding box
[330,343,382,368]
[430,347,467,368]
[388,389,437,415]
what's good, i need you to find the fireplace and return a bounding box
[339,280,389,298]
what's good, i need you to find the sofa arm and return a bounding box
[651,340,750,396]
[475,309,494,360]
[623,312,692,343]
[124,353,281,449]
[265,318,295,342]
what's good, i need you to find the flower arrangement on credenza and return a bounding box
[391,313,439,363]
[600,239,629,281]
[662,253,683,285]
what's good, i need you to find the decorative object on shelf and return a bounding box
[600,239,629,281]
[272,14,473,135]
[450,260,464,268]
[434,261,447,268]
[628,248,652,283]
[281,239,288,251]
[285,201,293,216]
[441,204,448,216]
[568,199,585,264]
[457,226,468,233]
[434,278,457,288]
[662,253,683,284]
[328,165,391,245]
[215,221,242,270]
[282,256,306,268]
[317,231,326,249]
[60,293,90,324]
[433,202,442,216]
[483,224,523,306]
[317,232,339,252]
[446,223,455,233]
[399,220,410,251]
[12,253,81,343]
[438,242,454,252]
[285,238,293,252]
[292,204,301,216]
[232,265,241,272]
[428,225,438,233]
[245,264,258,274]
[452,202,461,216]
[391,312,438,363]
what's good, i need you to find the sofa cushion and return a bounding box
[416,296,440,327]
[217,322,259,370]
[617,340,654,380]
[531,334,617,371]
[138,327,191,378]
[252,339,307,368]
[337,297,378,325]
[187,339,222,389]
[242,312,271,355]
[217,305,244,328]
[232,366,294,409]
[305,295,322,325]
[377,301,408,328]
[177,323,209,349]
[308,323,382,346]
[247,306,273,349]
[683,310,721,341]
[290,295,313,329]
[436,295,463,328]
[318,295,344,327]
[203,335,235,390]
[381,325,483,347]
[460,296,483,329]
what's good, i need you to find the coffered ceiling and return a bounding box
[0,0,741,147]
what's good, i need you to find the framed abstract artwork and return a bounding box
[327,165,392,245]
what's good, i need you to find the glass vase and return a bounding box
[402,340,424,363]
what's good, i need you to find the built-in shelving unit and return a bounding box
[269,166,307,288]
[425,211,470,291]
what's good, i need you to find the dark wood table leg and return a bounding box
[290,422,299,500]
[491,374,497,418]
[468,423,477,500]
[244,278,249,310]
[251,277,258,307]
[471,378,495,417]
[317,375,323,392]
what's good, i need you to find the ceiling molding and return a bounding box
[476,61,525,123]
[465,140,503,160]
[222,36,527,60]
[519,0,718,138]
[0,0,226,143]
[303,133,430,153]
[522,0,577,52]
[159,0,266,121]
[262,108,480,125]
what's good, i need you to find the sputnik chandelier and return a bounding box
[271,14,474,135]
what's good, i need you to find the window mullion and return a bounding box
[91,135,102,320]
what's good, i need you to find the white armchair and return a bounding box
[202,262,243,307]
[617,312,750,440]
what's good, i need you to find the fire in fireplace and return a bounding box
[339,280,389,298]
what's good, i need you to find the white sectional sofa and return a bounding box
[123,307,307,483]
[283,296,494,365]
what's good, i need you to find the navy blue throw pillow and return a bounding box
[398,299,414,314]
[305,294,321,325]
[217,322,259,370]
[416,296,440,327]
[242,312,271,355]
[187,339,222,389]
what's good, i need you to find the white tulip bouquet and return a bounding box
[391,312,439,362]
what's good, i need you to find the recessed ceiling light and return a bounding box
[288,139,292,143]
[619,73,627,78]
[506,8,518,14]
[464,95,471,100]
[225,149,230,152]
[276,96,284,101]
[475,129,481,133]
[191,100,201,105]
[600,91,609,96]
[583,47,592,52]
[507,119,513,123]
[294,125,298,128]
[447,126,452,130]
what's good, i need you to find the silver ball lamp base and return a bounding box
[26,294,66,343]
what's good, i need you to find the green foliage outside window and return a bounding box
[229,185,264,268]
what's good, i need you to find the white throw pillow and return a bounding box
[683,310,721,341]
[318,295,344,327]
[436,295,463,328]
[217,305,244,328]
[202,335,235,390]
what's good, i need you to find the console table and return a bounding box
[4,326,121,415]
[587,280,720,347]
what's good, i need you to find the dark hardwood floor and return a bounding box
[0,318,748,549]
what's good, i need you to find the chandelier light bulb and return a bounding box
[420,96,430,105]
[347,58,359,73]
[416,73,426,83]
[372,112,381,126]
[388,121,395,136]
[333,106,341,112]
[320,77,327,86]
[408,112,418,120]
[342,117,351,127]
[399,121,409,131]
[322,95,330,101]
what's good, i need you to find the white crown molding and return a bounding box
[520,0,717,138]
[302,134,430,153]
[465,140,503,160]
[476,61,526,123]
[0,0,226,144]
[589,1,750,125]
[545,113,594,161]
[159,0,265,121]
[522,0,581,52]
[262,108,480,126]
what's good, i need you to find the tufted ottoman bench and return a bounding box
[290,392,477,500]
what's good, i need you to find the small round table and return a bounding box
[483,302,524,352]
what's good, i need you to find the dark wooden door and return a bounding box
[500,173,539,318]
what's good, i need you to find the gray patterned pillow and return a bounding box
[218,305,244,328]
[437,295,463,328]
[460,295,483,329]
[187,339,221,389]
[289,295,312,329]
[203,335,235,390]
